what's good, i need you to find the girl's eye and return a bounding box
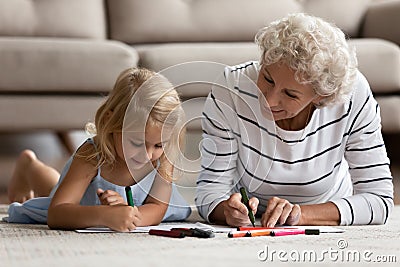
[264,75,274,84]
[131,141,143,147]
[155,144,163,149]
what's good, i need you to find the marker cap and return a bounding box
[304,229,320,235]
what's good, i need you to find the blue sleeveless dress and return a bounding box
[4,139,192,224]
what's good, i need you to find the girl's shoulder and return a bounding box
[72,138,96,158]
[70,140,99,175]
[53,144,99,189]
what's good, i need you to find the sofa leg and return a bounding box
[56,132,75,155]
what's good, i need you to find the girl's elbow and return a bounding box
[47,207,59,229]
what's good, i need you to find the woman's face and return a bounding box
[257,62,321,125]
[114,125,168,169]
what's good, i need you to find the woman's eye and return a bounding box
[285,91,297,99]
[264,75,274,84]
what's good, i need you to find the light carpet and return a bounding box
[1,205,400,267]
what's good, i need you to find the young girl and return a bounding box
[5,67,191,232]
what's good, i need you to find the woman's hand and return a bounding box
[261,197,301,227]
[222,193,259,227]
[97,188,127,206]
[103,205,142,232]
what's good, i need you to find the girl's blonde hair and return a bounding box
[255,13,358,107]
[82,67,185,181]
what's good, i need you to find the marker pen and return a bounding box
[271,229,320,236]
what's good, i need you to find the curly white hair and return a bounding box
[255,13,358,107]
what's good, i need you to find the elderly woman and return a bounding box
[195,13,393,227]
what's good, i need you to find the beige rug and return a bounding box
[1,205,400,267]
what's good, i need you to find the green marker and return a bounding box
[240,187,255,227]
[125,186,135,207]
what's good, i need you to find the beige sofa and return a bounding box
[1,0,399,153]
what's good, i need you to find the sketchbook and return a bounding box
[75,223,343,234]
[75,222,236,233]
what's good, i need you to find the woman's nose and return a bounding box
[265,87,280,107]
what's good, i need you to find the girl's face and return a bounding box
[257,62,322,127]
[114,124,169,169]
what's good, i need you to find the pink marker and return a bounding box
[271,229,320,236]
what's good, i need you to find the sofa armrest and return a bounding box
[362,0,400,45]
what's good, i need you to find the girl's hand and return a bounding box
[261,197,301,227]
[104,205,142,232]
[97,188,127,206]
[223,193,259,227]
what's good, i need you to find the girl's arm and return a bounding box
[136,166,172,226]
[48,144,139,232]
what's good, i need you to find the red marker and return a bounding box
[149,229,185,238]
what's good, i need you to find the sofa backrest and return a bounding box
[107,0,372,44]
[0,0,106,39]
[302,0,371,37]
[107,0,302,44]
[0,0,373,42]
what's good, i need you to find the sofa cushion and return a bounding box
[136,38,400,95]
[0,38,139,93]
[376,96,400,133]
[135,42,259,72]
[135,42,259,100]
[349,38,400,93]
[0,95,103,131]
[362,0,400,45]
[302,0,370,37]
[108,0,302,43]
[0,0,106,39]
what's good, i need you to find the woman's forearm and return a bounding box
[209,201,228,225]
[299,202,340,226]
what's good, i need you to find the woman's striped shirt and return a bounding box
[195,61,393,225]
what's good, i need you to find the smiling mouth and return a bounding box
[132,158,146,165]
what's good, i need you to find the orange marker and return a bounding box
[228,230,250,238]
[228,229,272,238]
[248,229,272,237]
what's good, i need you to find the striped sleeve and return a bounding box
[195,71,241,221]
[332,73,394,225]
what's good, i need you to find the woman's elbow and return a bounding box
[375,199,394,225]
